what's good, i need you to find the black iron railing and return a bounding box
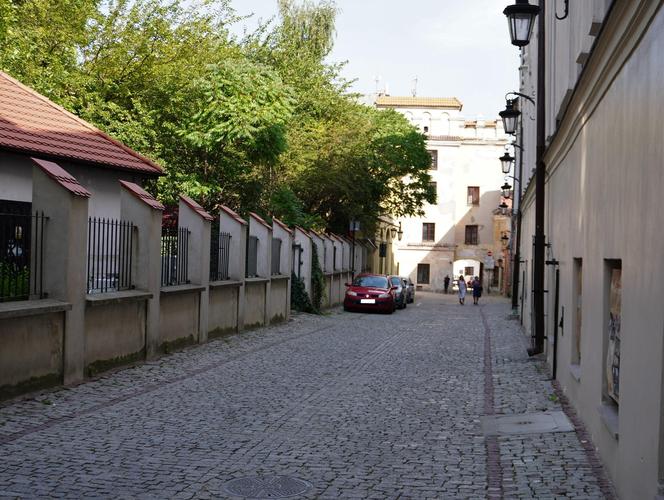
[87,217,135,294]
[0,211,47,302]
[210,230,232,281]
[246,235,258,278]
[161,226,190,287]
[271,237,282,275]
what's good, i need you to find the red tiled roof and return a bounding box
[119,180,164,210]
[0,71,162,175]
[31,157,91,198]
[219,205,247,226]
[249,212,272,231]
[180,195,213,221]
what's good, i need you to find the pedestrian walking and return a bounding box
[444,275,450,294]
[472,276,483,305]
[457,275,466,305]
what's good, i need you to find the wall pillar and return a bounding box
[119,181,163,359]
[31,158,90,385]
[179,195,212,343]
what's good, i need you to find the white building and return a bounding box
[514,1,664,498]
[375,96,509,291]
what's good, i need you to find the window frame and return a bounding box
[422,223,436,242]
[417,263,430,284]
[465,225,478,245]
[467,186,480,205]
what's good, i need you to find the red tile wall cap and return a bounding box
[0,71,163,176]
[31,157,91,198]
[294,226,312,239]
[249,212,272,231]
[179,194,213,221]
[272,217,293,235]
[119,180,164,211]
[219,205,247,226]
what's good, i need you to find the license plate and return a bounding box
[360,299,375,304]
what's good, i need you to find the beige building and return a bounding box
[374,96,509,291]
[514,1,664,498]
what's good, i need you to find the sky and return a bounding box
[229,0,520,119]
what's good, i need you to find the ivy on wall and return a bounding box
[311,245,326,312]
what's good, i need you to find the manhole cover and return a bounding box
[223,475,312,498]
[481,411,574,436]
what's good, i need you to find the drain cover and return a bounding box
[223,475,312,498]
[481,411,574,436]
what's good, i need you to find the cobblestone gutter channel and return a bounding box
[481,306,504,499]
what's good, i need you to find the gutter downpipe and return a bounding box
[528,0,546,357]
[511,110,524,313]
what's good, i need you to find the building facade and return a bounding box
[514,1,664,498]
[374,96,509,292]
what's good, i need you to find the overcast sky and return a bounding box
[230,0,520,118]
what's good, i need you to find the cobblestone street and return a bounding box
[0,293,614,499]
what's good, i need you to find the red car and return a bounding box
[343,273,396,314]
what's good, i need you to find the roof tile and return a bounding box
[375,95,463,110]
[119,180,164,211]
[0,71,162,175]
[31,157,91,198]
[179,195,213,221]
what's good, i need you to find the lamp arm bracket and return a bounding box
[505,91,536,105]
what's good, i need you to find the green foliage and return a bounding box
[290,272,315,313]
[0,0,435,231]
[310,244,325,312]
[0,263,29,301]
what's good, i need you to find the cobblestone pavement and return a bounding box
[0,293,614,499]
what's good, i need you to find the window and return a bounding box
[430,181,437,193]
[428,150,438,170]
[417,263,430,284]
[464,267,475,277]
[352,275,388,288]
[467,186,480,205]
[465,225,478,245]
[604,260,622,406]
[572,258,582,365]
[422,223,435,242]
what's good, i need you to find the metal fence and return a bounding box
[271,237,282,275]
[246,235,258,278]
[87,217,135,294]
[0,211,47,302]
[210,230,232,281]
[161,226,190,287]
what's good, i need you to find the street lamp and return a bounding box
[501,183,512,199]
[499,99,521,135]
[500,151,515,174]
[397,222,403,241]
[503,0,540,47]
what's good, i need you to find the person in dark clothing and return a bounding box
[444,275,450,294]
[472,276,483,305]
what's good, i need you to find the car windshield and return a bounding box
[353,276,388,288]
[390,277,401,286]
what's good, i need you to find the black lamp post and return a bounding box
[501,183,512,199]
[500,151,515,174]
[503,0,540,47]
[499,99,521,135]
[397,222,403,241]
[504,0,545,356]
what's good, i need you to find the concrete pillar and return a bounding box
[249,212,272,326]
[179,195,212,343]
[119,181,163,359]
[219,206,247,331]
[31,158,90,385]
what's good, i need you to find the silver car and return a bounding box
[401,277,415,304]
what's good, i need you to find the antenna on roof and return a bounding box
[411,76,418,97]
[374,75,381,94]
